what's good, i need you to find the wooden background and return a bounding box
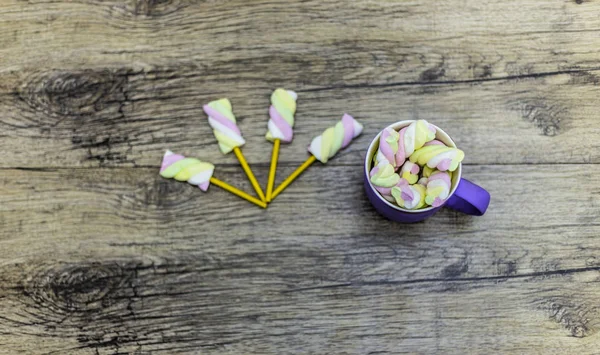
[1,0,599,353]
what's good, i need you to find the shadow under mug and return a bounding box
[364,120,491,223]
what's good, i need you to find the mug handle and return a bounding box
[445,178,490,216]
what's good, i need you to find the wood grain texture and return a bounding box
[1,165,600,353]
[1,0,600,84]
[1,0,600,168]
[1,0,600,353]
[1,69,600,168]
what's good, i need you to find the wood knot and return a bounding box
[419,62,446,82]
[511,99,567,136]
[22,262,136,322]
[135,0,179,16]
[470,64,492,79]
[15,69,138,165]
[73,134,134,165]
[441,259,469,278]
[137,177,189,209]
[537,297,598,338]
[440,249,470,279]
[110,0,185,18]
[494,259,518,276]
[569,71,600,85]
[18,70,126,119]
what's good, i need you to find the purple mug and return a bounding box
[364,120,490,223]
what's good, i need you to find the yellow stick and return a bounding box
[265,139,280,202]
[270,155,317,201]
[233,147,266,202]
[210,177,267,209]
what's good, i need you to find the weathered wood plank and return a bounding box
[2,0,600,168]
[1,259,598,354]
[1,0,599,354]
[1,163,599,353]
[1,0,600,87]
[0,165,600,287]
[1,165,599,276]
[1,69,599,168]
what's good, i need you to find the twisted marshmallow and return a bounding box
[409,145,465,172]
[423,165,453,180]
[375,127,406,168]
[424,139,446,147]
[425,171,452,207]
[266,88,297,143]
[203,98,245,154]
[308,114,363,163]
[391,183,426,210]
[369,162,406,202]
[160,150,214,191]
[399,161,420,184]
[422,165,436,178]
[403,119,436,156]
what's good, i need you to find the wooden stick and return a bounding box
[270,155,317,201]
[210,177,267,208]
[265,139,280,202]
[233,147,266,202]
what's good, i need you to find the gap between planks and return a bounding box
[298,67,600,92]
[2,162,600,171]
[283,265,600,293]
[2,67,600,98]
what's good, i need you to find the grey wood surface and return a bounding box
[1,0,599,354]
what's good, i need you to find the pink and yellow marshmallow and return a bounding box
[370,162,407,202]
[399,161,420,184]
[425,171,452,207]
[391,183,427,210]
[409,144,465,172]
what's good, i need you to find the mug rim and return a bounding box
[364,120,463,214]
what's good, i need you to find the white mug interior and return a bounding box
[364,120,463,213]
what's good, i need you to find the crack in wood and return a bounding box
[282,265,600,293]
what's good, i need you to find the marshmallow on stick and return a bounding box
[265,89,298,202]
[270,114,363,201]
[203,98,245,154]
[203,98,266,202]
[160,151,266,208]
[308,113,363,163]
[266,89,297,143]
